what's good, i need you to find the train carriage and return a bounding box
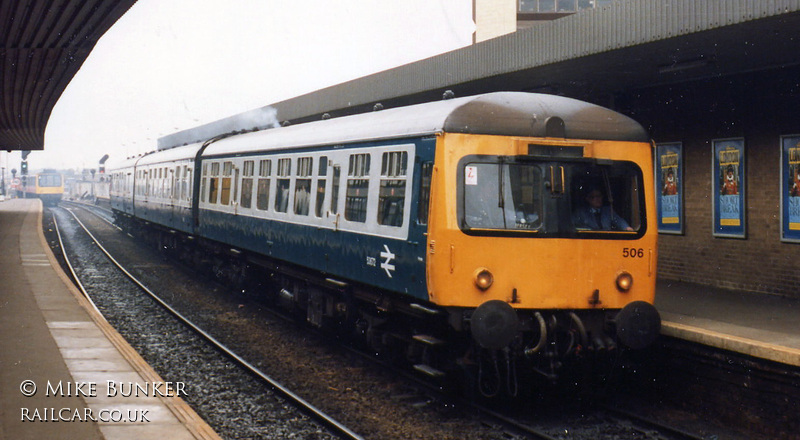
[110,144,200,234]
[197,125,435,300]
[21,171,64,205]
[110,92,660,395]
[109,156,139,216]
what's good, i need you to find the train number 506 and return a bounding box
[622,248,644,258]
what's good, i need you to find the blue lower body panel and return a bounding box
[198,210,428,300]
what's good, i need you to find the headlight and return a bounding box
[474,268,494,291]
[616,272,633,292]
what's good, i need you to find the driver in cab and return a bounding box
[572,188,633,231]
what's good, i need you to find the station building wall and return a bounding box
[623,66,800,298]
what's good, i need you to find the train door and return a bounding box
[169,167,177,228]
[328,164,342,231]
[232,166,240,215]
[125,172,133,213]
[321,162,342,273]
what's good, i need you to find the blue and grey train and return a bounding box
[110,92,661,396]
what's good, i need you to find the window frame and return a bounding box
[457,155,647,239]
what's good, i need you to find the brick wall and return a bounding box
[624,66,800,298]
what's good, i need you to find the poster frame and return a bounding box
[711,138,746,239]
[780,134,800,243]
[655,142,684,235]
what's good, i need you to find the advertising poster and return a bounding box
[781,135,800,243]
[712,138,746,238]
[655,142,683,234]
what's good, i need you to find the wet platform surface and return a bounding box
[0,199,220,440]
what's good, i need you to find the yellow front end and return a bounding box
[35,186,64,195]
[426,133,657,311]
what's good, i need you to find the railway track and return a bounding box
[342,342,714,440]
[51,203,361,440]
[51,201,722,440]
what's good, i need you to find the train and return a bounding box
[17,171,64,206]
[109,92,661,396]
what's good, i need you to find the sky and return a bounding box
[20,0,475,172]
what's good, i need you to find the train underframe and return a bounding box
[116,212,651,398]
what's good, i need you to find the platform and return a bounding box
[0,198,221,440]
[656,279,800,367]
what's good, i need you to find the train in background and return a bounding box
[15,171,64,206]
[109,92,661,396]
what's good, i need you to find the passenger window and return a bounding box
[275,158,291,213]
[377,151,407,227]
[220,162,233,205]
[345,153,370,223]
[209,162,220,204]
[315,156,328,218]
[256,159,271,211]
[182,166,187,201]
[294,157,313,216]
[145,170,151,197]
[241,160,254,209]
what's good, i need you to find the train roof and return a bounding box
[109,143,203,170]
[202,92,649,157]
[137,143,203,165]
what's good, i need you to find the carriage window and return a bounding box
[294,157,313,216]
[377,151,407,227]
[163,168,169,198]
[417,162,433,225]
[315,156,328,218]
[145,170,152,197]
[241,160,254,209]
[275,158,291,213]
[208,162,220,204]
[345,153,370,222]
[257,159,271,211]
[220,162,233,205]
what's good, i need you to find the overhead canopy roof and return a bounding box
[0,0,137,151]
[271,1,800,123]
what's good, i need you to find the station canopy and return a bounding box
[0,0,136,152]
